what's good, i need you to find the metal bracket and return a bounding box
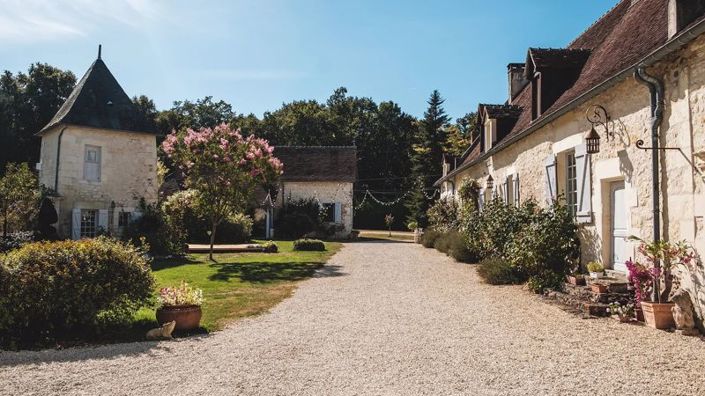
[635,140,705,183]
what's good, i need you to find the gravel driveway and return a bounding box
[2,241,705,395]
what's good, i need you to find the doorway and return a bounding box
[610,181,629,272]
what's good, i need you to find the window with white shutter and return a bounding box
[544,154,557,203]
[84,145,101,182]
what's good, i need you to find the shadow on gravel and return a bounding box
[208,262,346,283]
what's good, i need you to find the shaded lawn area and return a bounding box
[129,241,342,338]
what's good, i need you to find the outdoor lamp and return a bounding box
[486,174,494,190]
[585,126,601,154]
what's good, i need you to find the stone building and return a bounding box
[436,0,705,323]
[260,146,357,239]
[36,48,158,239]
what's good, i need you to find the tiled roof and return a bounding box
[39,56,156,134]
[526,48,591,74]
[441,0,705,184]
[274,146,357,182]
[481,104,522,119]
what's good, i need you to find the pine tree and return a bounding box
[406,90,450,227]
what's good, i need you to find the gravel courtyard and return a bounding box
[2,241,705,395]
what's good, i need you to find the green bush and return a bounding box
[420,229,441,248]
[276,198,322,239]
[293,238,326,251]
[261,241,278,253]
[427,199,460,232]
[475,198,538,259]
[0,231,34,253]
[123,198,187,256]
[0,237,155,348]
[477,257,526,285]
[504,200,579,292]
[433,233,452,253]
[446,232,479,263]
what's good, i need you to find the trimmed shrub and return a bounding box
[262,241,278,253]
[446,232,479,263]
[477,257,526,285]
[0,237,155,348]
[433,233,452,253]
[0,231,34,253]
[123,199,186,256]
[277,212,317,239]
[293,239,326,251]
[420,229,441,248]
[427,199,460,232]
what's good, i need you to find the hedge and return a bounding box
[293,239,326,251]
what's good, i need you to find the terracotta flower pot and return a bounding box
[590,283,608,294]
[640,301,675,329]
[635,307,645,322]
[567,275,586,286]
[156,305,202,331]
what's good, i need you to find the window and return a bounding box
[565,151,578,217]
[118,211,132,228]
[321,203,335,223]
[80,209,98,238]
[84,145,101,182]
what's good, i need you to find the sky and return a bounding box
[0,0,618,121]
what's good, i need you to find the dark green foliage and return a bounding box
[475,197,538,259]
[477,257,527,285]
[427,198,460,232]
[261,241,278,253]
[0,64,76,170]
[433,233,452,253]
[185,213,253,244]
[0,237,155,348]
[420,229,441,248]
[35,198,59,241]
[292,239,326,251]
[504,200,580,293]
[276,198,322,239]
[446,232,479,263]
[0,231,34,253]
[122,199,187,256]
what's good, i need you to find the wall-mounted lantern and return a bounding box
[486,174,494,190]
[584,105,611,154]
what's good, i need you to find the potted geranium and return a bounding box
[156,281,204,331]
[627,237,696,329]
[587,261,604,279]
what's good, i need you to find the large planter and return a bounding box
[567,275,586,286]
[641,301,675,329]
[156,305,202,331]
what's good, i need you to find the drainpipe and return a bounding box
[634,65,665,303]
[54,126,68,194]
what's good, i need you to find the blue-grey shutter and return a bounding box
[574,144,593,223]
[71,208,81,240]
[544,154,557,203]
[334,203,342,223]
[98,209,109,233]
[513,174,520,206]
[478,188,485,211]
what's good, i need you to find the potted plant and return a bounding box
[626,237,696,330]
[156,281,204,331]
[566,272,585,286]
[587,261,604,279]
[407,220,420,243]
[590,282,608,294]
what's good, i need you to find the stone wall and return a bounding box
[38,125,158,237]
[445,34,705,328]
[279,181,354,236]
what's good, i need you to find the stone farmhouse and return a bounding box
[262,146,357,239]
[36,48,158,239]
[436,0,705,321]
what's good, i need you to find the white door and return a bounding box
[610,181,629,272]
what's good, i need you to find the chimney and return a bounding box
[507,63,529,104]
[668,0,705,39]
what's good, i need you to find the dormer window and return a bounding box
[484,118,496,150]
[531,72,542,120]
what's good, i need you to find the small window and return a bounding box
[566,151,578,217]
[321,203,335,223]
[80,209,98,238]
[118,211,132,228]
[84,145,101,182]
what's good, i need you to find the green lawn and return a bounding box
[131,240,342,337]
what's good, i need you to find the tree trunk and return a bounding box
[209,221,218,262]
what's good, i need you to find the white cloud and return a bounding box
[0,0,161,43]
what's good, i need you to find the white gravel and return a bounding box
[2,241,705,395]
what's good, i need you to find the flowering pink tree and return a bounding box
[162,123,282,260]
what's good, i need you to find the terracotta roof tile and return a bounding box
[274,146,357,182]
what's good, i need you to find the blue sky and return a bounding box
[1,0,617,121]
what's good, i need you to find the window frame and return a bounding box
[80,209,98,238]
[83,145,102,182]
[320,203,336,223]
[565,150,578,217]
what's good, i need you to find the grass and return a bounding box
[129,240,341,338]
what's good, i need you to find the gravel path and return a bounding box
[2,241,705,395]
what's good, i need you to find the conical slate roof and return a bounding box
[39,51,156,134]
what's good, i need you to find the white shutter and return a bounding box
[502,178,509,203]
[478,188,485,211]
[574,144,593,223]
[513,174,520,206]
[544,154,558,203]
[71,208,81,240]
[98,209,109,233]
[334,203,342,223]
